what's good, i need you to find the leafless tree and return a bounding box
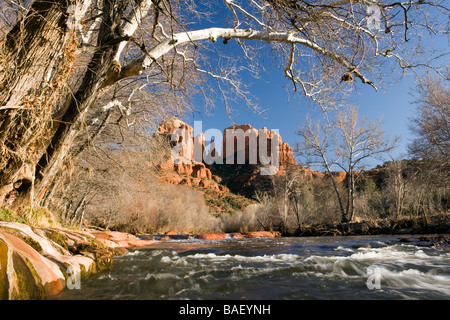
[402,72,450,222]
[296,106,398,222]
[295,115,347,219]
[334,106,398,221]
[408,69,450,175]
[269,162,304,232]
[0,0,448,210]
[384,159,408,219]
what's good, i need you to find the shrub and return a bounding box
[0,206,59,227]
[89,181,220,234]
[0,208,25,223]
[19,206,60,228]
[220,204,264,233]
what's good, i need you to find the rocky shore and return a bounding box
[2,215,448,300]
[0,221,156,300]
[0,221,283,300]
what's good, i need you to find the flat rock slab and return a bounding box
[0,222,157,300]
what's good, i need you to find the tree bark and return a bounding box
[107,27,375,89]
[34,0,131,204]
[347,168,355,222]
[0,0,133,208]
[0,0,74,208]
[322,157,347,223]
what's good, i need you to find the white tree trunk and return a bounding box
[107,27,375,89]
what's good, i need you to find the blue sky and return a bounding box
[182,5,449,170]
[186,60,419,169]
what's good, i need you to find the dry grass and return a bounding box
[88,179,220,235]
[0,206,60,228]
[220,204,264,233]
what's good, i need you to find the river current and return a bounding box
[54,235,450,300]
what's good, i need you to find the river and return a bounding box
[53,235,450,300]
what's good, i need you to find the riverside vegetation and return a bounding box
[1,115,448,299]
[1,79,449,299]
[0,0,449,300]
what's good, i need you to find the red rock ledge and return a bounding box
[193,231,280,240]
[0,221,155,300]
[242,231,281,238]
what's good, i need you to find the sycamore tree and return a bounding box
[0,0,448,209]
[409,70,450,167]
[407,70,449,217]
[296,107,398,222]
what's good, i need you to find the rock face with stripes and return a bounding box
[0,221,155,300]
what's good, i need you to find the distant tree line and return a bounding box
[0,1,448,235]
[224,73,449,234]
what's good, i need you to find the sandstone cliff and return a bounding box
[154,118,325,205]
[155,118,254,214]
[221,124,297,167]
[153,118,384,211]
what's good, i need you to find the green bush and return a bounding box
[0,208,26,223]
[0,206,60,227]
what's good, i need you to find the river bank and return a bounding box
[1,214,449,300]
[0,221,157,299]
[0,221,282,300]
[291,214,450,237]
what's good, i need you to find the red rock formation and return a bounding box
[242,231,278,238]
[229,233,244,239]
[330,171,347,184]
[154,118,356,212]
[222,124,297,168]
[156,118,220,195]
[92,231,155,248]
[279,142,297,167]
[191,231,281,239]
[0,231,65,298]
[199,179,211,188]
[0,221,155,299]
[156,119,299,182]
[192,163,210,179]
[300,168,325,180]
[194,233,227,240]
[175,163,193,175]
[157,117,204,163]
